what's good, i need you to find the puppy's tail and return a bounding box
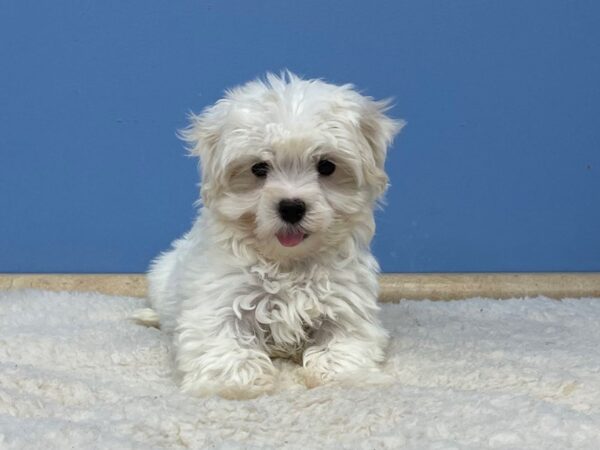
[131,308,161,328]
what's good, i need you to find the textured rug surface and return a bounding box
[1,290,600,449]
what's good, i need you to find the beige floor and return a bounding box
[1,273,599,301]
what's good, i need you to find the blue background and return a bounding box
[1,1,599,273]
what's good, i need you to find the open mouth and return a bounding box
[275,231,309,247]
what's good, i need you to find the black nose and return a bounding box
[278,199,306,224]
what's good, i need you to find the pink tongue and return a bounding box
[276,232,305,247]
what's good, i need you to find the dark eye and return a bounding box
[317,159,336,176]
[251,162,270,178]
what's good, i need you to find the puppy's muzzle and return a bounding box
[278,199,306,224]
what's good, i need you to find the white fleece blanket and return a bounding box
[1,290,599,449]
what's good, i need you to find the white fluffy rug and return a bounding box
[1,290,600,449]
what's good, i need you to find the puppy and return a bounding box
[135,72,404,398]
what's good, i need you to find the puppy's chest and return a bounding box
[242,268,331,353]
[254,280,325,327]
[258,291,323,358]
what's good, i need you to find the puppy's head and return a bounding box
[181,72,404,262]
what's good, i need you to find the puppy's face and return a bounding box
[182,73,403,261]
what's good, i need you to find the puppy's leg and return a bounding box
[176,305,276,399]
[130,308,161,328]
[302,315,389,388]
[143,238,188,333]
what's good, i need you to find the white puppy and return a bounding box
[136,72,404,398]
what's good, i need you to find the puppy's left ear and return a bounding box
[178,100,231,206]
[359,99,405,198]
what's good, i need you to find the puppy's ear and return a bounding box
[359,99,405,199]
[178,100,231,206]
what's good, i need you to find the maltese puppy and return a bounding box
[135,72,404,398]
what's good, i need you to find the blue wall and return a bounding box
[1,1,599,273]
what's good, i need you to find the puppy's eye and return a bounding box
[317,159,336,176]
[251,162,270,178]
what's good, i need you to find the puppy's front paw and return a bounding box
[302,344,388,389]
[179,351,277,400]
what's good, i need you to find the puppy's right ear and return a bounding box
[178,100,230,206]
[357,98,405,200]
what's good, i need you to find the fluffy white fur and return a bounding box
[136,72,404,398]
